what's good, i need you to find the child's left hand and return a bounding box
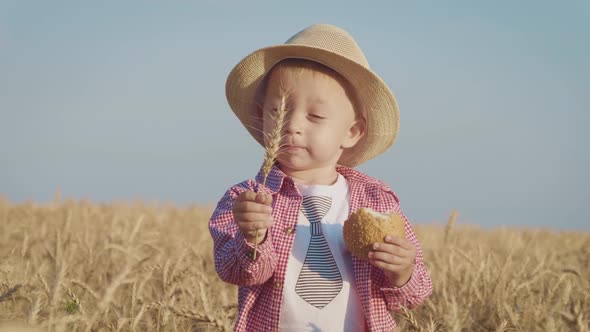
[368,235,416,287]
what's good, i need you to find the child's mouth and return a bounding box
[284,145,304,152]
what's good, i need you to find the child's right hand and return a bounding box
[232,191,273,245]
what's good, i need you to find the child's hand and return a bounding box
[232,191,274,245]
[368,235,417,287]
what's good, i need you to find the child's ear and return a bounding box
[342,117,366,149]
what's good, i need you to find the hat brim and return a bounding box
[225,44,399,167]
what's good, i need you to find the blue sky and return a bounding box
[1,1,588,230]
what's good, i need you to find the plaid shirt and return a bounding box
[209,164,432,332]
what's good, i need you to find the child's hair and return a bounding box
[254,58,365,121]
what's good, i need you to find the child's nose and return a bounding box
[284,110,304,134]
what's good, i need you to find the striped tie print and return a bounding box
[295,196,343,309]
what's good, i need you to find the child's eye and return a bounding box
[309,114,325,119]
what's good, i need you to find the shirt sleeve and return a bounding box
[209,185,277,286]
[377,189,433,311]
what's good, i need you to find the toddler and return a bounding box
[209,24,432,332]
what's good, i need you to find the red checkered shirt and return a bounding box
[209,164,432,332]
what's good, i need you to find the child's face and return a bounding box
[261,66,364,176]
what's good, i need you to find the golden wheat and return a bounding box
[253,91,288,259]
[0,198,589,331]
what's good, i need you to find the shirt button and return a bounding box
[274,281,282,289]
[285,227,295,235]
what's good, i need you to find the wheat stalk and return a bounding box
[400,305,421,329]
[253,92,288,259]
[0,284,21,303]
[65,287,83,314]
[131,303,147,332]
[444,209,457,245]
[28,295,43,326]
[166,304,226,330]
[71,279,100,301]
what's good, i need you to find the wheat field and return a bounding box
[0,197,588,332]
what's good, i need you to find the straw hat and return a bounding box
[225,24,399,167]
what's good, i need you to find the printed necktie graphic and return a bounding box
[295,196,343,309]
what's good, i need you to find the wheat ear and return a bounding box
[253,93,288,259]
[444,209,458,245]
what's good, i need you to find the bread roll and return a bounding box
[343,208,406,259]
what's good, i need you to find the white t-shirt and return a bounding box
[279,174,365,331]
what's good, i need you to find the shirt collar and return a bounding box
[254,163,291,195]
[254,163,375,195]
